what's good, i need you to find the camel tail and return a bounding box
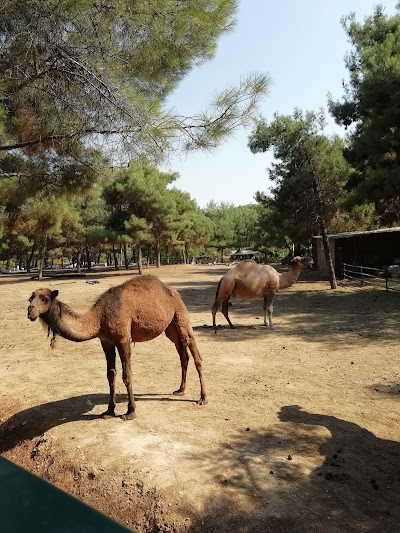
[215,278,223,300]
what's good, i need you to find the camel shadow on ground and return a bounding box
[184,405,400,532]
[0,392,194,454]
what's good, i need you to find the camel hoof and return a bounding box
[173,390,185,396]
[121,411,136,421]
[197,398,208,405]
[101,411,115,419]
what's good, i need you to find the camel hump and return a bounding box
[123,274,167,291]
[233,259,257,269]
[143,277,180,301]
[135,274,162,284]
[126,274,184,304]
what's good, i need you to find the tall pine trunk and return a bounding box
[27,240,36,273]
[38,234,48,281]
[86,244,92,271]
[312,177,337,289]
[155,241,161,268]
[136,245,144,275]
[123,244,129,269]
[112,244,119,270]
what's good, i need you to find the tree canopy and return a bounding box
[248,110,351,245]
[328,4,400,225]
[0,0,269,166]
[249,110,355,288]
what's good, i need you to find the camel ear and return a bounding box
[51,290,59,300]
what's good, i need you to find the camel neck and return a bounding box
[279,268,302,289]
[45,301,100,342]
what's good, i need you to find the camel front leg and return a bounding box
[100,340,117,418]
[117,340,136,420]
[263,293,275,328]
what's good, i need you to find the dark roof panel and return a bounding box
[313,227,400,240]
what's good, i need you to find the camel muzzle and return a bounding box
[28,307,38,321]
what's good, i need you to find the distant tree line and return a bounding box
[0,157,270,277]
[1,3,399,282]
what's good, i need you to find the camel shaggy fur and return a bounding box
[28,274,207,419]
[211,256,314,331]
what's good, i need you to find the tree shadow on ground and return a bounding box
[368,382,400,395]
[184,405,400,532]
[0,392,192,454]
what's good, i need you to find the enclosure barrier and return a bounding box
[342,263,400,292]
[0,456,132,532]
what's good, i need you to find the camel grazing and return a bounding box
[211,256,314,331]
[27,274,207,419]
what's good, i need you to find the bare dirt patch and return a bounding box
[1,264,399,532]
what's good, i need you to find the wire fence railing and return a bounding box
[342,263,400,292]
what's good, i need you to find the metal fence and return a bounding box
[342,263,400,291]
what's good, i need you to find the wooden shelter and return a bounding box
[312,227,400,276]
[229,248,259,262]
[193,254,210,265]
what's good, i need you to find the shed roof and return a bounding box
[312,227,400,240]
[230,249,258,256]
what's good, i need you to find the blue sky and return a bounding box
[162,0,398,208]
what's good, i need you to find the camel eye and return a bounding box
[40,295,49,304]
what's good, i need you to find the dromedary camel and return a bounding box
[211,256,314,331]
[27,274,207,419]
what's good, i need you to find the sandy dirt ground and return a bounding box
[1,263,399,532]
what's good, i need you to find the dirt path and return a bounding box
[1,264,399,532]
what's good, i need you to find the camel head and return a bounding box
[290,256,314,270]
[28,288,59,321]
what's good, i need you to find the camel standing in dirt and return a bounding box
[211,256,314,331]
[27,274,207,419]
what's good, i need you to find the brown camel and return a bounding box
[211,256,314,331]
[27,274,207,419]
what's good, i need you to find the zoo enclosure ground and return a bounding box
[1,264,399,532]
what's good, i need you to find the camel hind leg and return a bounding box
[212,277,234,332]
[211,299,220,333]
[116,340,136,420]
[165,321,207,405]
[165,322,189,397]
[212,298,234,332]
[222,299,234,329]
[186,330,207,405]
